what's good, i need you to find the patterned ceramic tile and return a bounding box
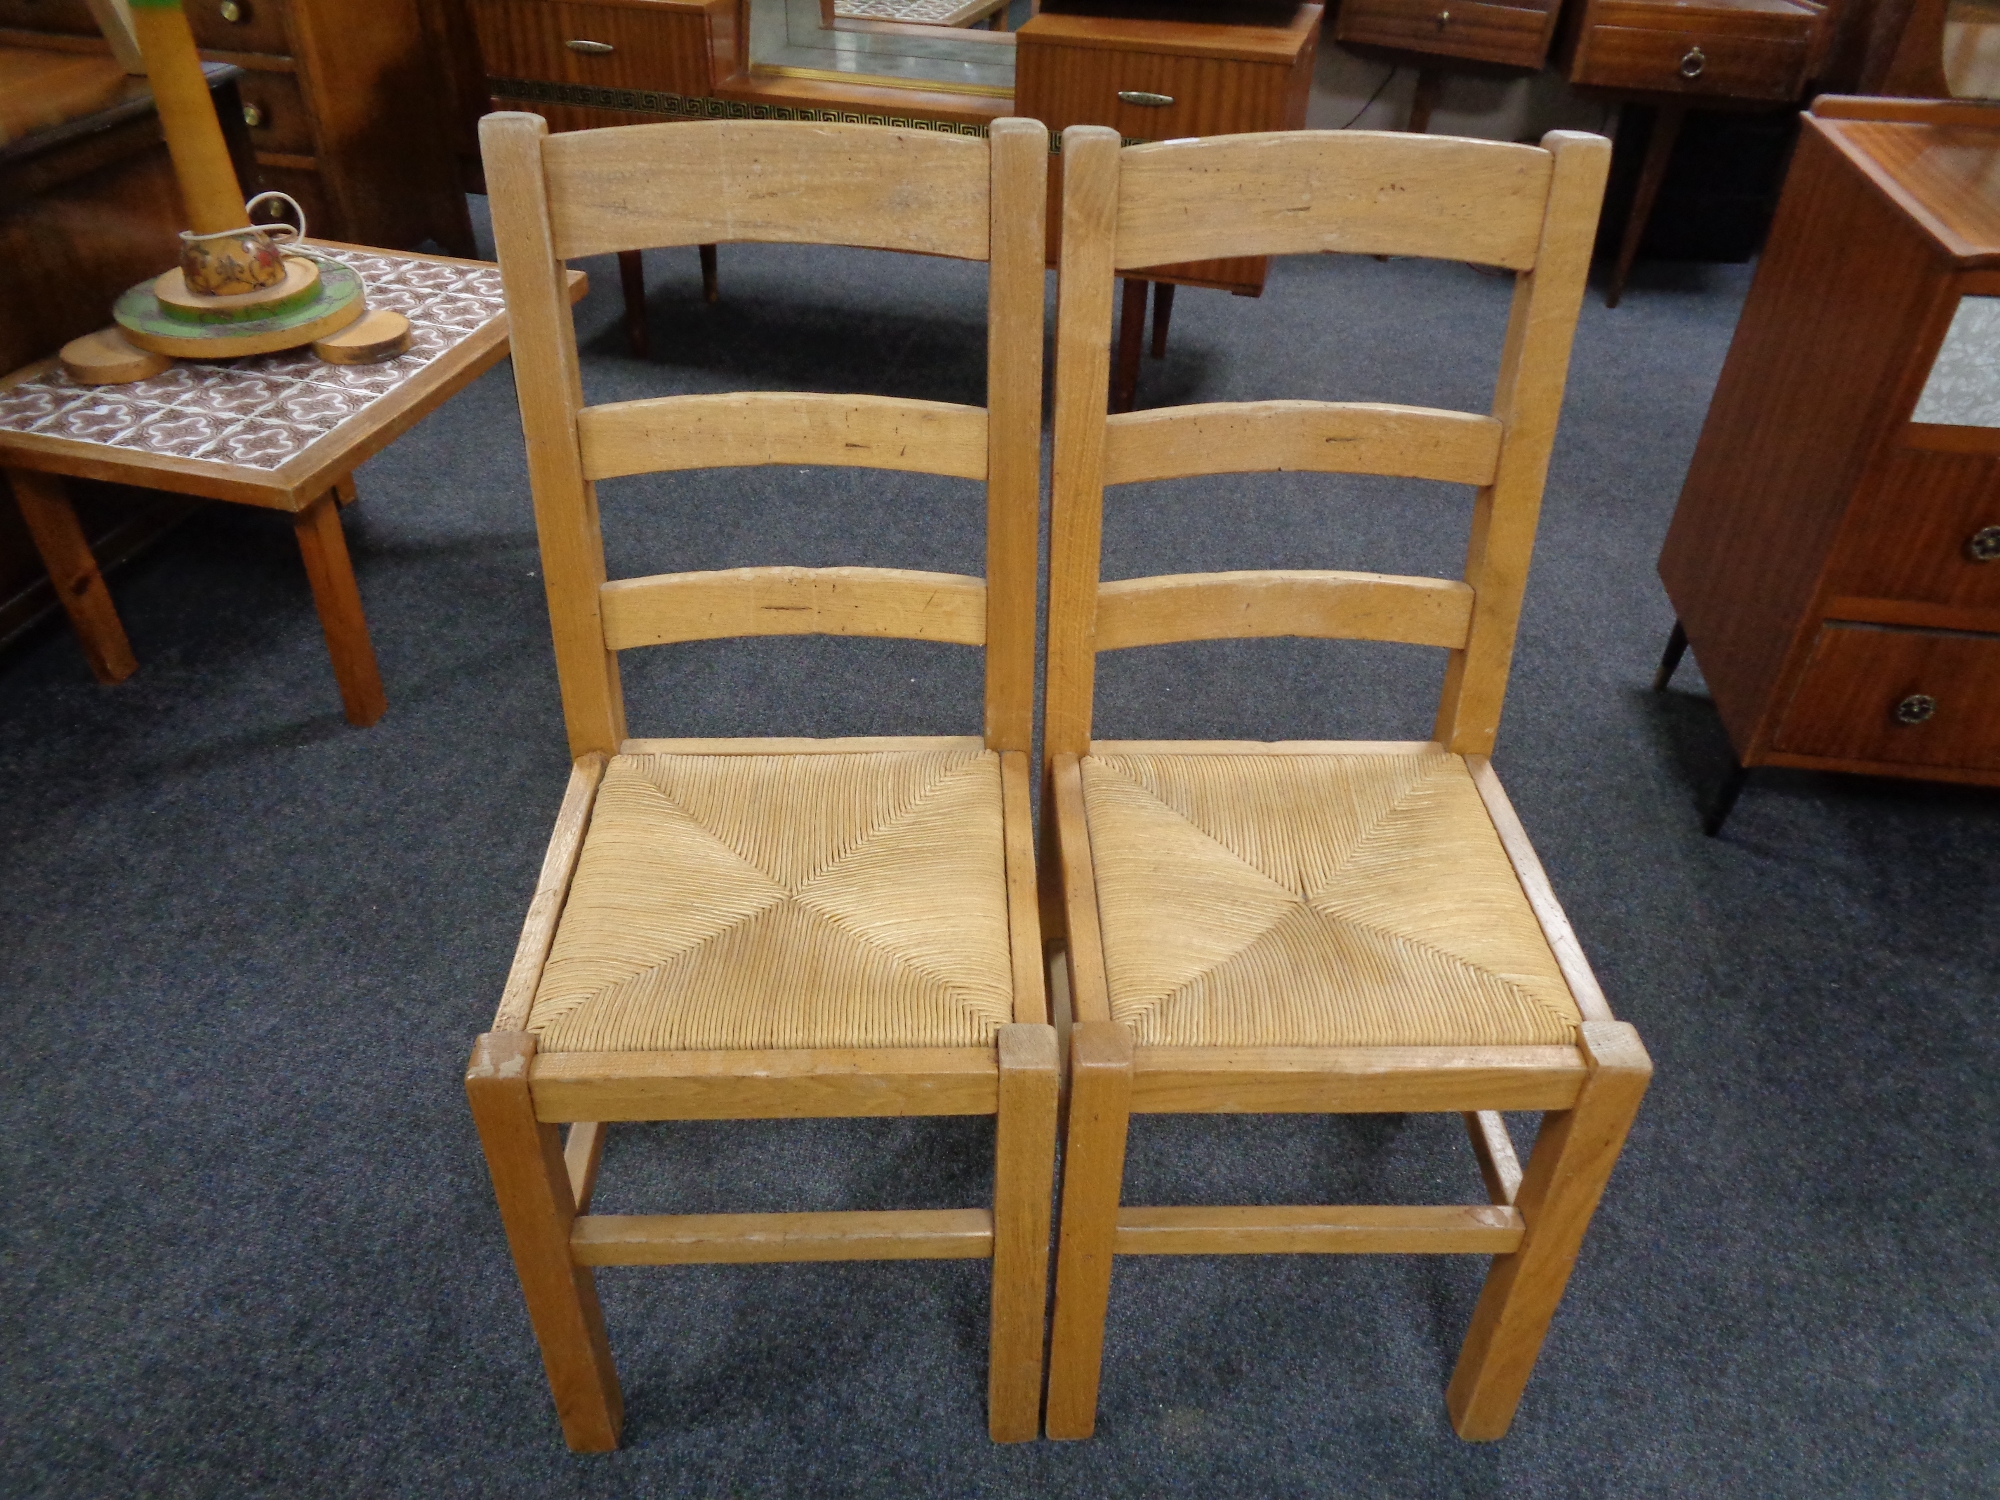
[0,245,509,470]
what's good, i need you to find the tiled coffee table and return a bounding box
[0,242,581,726]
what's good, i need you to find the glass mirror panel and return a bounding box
[748,0,1018,94]
[1944,0,2000,98]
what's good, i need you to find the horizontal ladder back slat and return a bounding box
[530,1046,1000,1120]
[1094,570,1473,652]
[572,1209,995,1265]
[1129,1045,1587,1114]
[600,566,986,650]
[578,393,989,482]
[1114,131,1554,272]
[1114,1204,1524,1255]
[1102,401,1503,487]
[545,121,991,261]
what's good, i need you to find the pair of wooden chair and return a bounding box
[469,109,1645,1453]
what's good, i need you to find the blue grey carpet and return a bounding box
[2,202,1995,1498]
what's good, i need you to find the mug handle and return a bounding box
[244,190,307,244]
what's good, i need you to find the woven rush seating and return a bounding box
[531,744,1015,1053]
[1079,748,1580,1050]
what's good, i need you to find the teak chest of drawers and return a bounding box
[0,0,470,254]
[1657,97,2000,829]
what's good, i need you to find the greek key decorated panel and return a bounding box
[488,77,994,135]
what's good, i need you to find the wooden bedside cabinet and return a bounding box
[1655,96,2000,831]
[1014,1,1320,407]
[0,0,471,254]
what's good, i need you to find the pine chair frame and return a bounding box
[1040,125,1650,1441]
[467,112,1056,1450]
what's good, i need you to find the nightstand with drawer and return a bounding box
[0,0,470,254]
[1655,96,2000,831]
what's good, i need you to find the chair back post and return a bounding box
[1043,125,1123,779]
[1432,130,1610,757]
[483,110,628,759]
[983,117,1048,757]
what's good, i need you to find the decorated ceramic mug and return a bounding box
[178,191,307,297]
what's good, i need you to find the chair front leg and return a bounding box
[989,1023,1060,1441]
[1044,1020,1133,1439]
[1446,1021,1652,1439]
[467,1032,623,1451]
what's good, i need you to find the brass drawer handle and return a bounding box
[1968,524,2000,561]
[218,0,245,21]
[242,102,264,129]
[1117,90,1174,107]
[1679,46,1706,79]
[566,39,615,54]
[1436,8,1451,25]
[1892,693,1937,726]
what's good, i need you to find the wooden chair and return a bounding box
[470,111,1054,1451]
[1040,124,1648,1441]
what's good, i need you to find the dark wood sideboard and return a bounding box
[1656,95,2000,830]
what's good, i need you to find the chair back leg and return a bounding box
[467,1031,624,1451]
[1446,1021,1652,1439]
[988,1024,1061,1440]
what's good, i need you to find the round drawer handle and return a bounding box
[1437,8,1451,25]
[219,0,245,22]
[566,39,615,54]
[242,102,264,129]
[1679,46,1707,79]
[1892,693,1937,726]
[1117,91,1175,107]
[1968,524,2000,562]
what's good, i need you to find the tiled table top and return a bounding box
[0,245,510,492]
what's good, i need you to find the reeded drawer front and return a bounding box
[1774,623,2000,768]
[235,69,314,156]
[1834,447,2000,612]
[185,0,291,57]
[1336,0,1556,71]
[0,0,97,34]
[1572,24,1806,99]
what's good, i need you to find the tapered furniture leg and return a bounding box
[1607,103,1685,309]
[291,489,386,726]
[699,243,719,304]
[333,473,358,508]
[1651,618,1688,691]
[617,248,648,357]
[989,1024,1061,1441]
[1704,760,1749,837]
[1111,278,1147,413]
[1407,66,1443,134]
[7,467,138,684]
[1447,1022,1651,1439]
[1045,1020,1134,1439]
[1149,282,1174,358]
[467,1032,623,1452]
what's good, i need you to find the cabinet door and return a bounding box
[1833,447,2000,614]
[1774,622,2000,769]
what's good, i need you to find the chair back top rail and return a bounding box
[480,111,1047,758]
[1044,124,1609,767]
[580,393,989,481]
[545,120,993,261]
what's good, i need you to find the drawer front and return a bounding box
[1335,0,1556,71]
[471,0,711,96]
[0,0,98,34]
[1833,448,2000,613]
[1017,43,1298,142]
[1774,623,2000,769]
[234,69,314,157]
[186,0,291,57]
[1572,25,1806,100]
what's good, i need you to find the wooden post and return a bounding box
[1446,1021,1651,1438]
[7,468,137,684]
[127,0,247,234]
[467,1032,624,1451]
[988,1023,1060,1441]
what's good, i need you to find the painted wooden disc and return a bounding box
[114,256,366,358]
[153,256,322,323]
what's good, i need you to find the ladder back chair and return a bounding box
[1041,125,1648,1441]
[470,111,1055,1451]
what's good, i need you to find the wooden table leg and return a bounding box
[1112,278,1147,414]
[1150,282,1174,359]
[292,488,386,726]
[333,473,357,508]
[7,467,137,684]
[1406,66,1443,134]
[1608,103,1686,310]
[617,249,648,358]
[699,243,719,305]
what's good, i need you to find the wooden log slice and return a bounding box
[312,309,412,365]
[59,327,175,385]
